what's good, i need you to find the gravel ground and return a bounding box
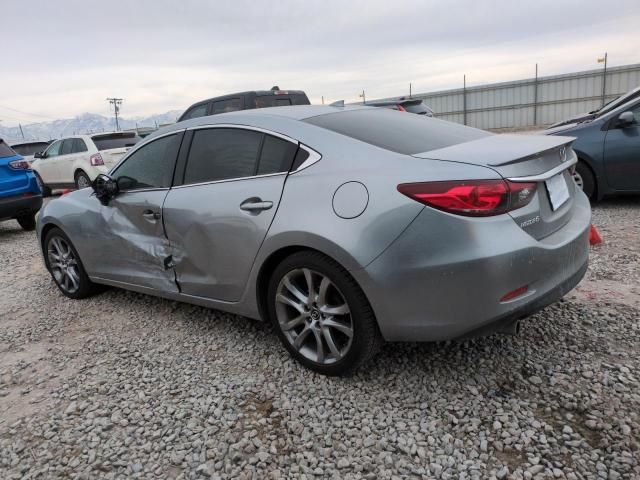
[0,197,638,479]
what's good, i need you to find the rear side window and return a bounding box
[257,135,297,175]
[304,108,489,155]
[184,129,262,184]
[212,98,242,114]
[182,104,208,120]
[0,140,17,158]
[92,133,141,151]
[112,134,181,190]
[61,139,74,155]
[73,139,88,153]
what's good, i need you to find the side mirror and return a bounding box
[34,151,43,159]
[617,111,635,128]
[92,174,118,205]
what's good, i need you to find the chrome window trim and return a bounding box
[118,187,170,194]
[507,157,578,182]
[291,144,322,173]
[172,172,287,190]
[187,123,299,145]
[108,130,186,176]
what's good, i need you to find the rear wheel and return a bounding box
[44,227,100,299]
[573,161,596,200]
[267,251,382,376]
[75,171,91,190]
[34,172,52,197]
[16,214,36,231]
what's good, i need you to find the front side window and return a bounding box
[112,134,181,191]
[212,98,242,114]
[184,128,262,184]
[45,140,63,158]
[60,139,74,155]
[182,104,208,120]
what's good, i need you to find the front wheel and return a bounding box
[43,227,100,299]
[573,161,596,200]
[16,214,36,231]
[267,251,382,376]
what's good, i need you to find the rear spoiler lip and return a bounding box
[411,134,576,167]
[506,155,578,182]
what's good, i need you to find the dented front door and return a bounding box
[95,190,178,292]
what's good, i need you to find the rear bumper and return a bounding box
[0,194,43,221]
[356,191,591,342]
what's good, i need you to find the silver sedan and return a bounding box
[37,105,591,375]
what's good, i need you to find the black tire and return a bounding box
[16,214,36,231]
[43,227,101,299]
[34,172,52,197]
[74,171,92,190]
[267,250,383,376]
[574,161,596,200]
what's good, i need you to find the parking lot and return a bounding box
[0,197,638,479]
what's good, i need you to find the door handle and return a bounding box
[142,210,161,220]
[240,199,273,212]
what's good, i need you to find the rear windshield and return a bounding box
[255,93,310,108]
[92,133,141,151]
[304,108,489,155]
[12,142,50,156]
[0,140,17,158]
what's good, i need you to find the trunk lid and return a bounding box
[413,134,579,240]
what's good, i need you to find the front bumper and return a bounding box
[0,193,43,221]
[356,192,591,342]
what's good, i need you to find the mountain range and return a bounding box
[0,111,183,143]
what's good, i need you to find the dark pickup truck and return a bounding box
[178,87,310,122]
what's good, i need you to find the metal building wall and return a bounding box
[405,64,640,130]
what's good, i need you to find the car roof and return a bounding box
[366,98,424,107]
[149,105,374,139]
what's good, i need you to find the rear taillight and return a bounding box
[9,160,31,170]
[397,104,407,112]
[397,179,537,217]
[90,153,104,166]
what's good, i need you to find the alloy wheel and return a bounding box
[76,174,91,189]
[47,236,81,294]
[572,170,584,190]
[275,268,353,365]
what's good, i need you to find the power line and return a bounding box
[106,98,123,131]
[0,104,57,120]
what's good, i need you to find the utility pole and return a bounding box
[409,83,412,98]
[321,96,324,105]
[598,52,608,108]
[19,123,25,140]
[359,90,366,104]
[106,97,123,131]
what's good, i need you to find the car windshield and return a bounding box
[402,102,432,115]
[596,88,640,117]
[0,140,17,158]
[12,142,50,156]
[91,132,141,151]
[304,108,489,155]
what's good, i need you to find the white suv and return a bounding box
[31,132,141,195]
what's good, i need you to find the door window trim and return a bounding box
[174,124,299,188]
[108,130,185,194]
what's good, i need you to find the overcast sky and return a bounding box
[1,0,639,126]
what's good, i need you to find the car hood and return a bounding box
[543,122,584,135]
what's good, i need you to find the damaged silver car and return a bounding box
[37,105,591,375]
